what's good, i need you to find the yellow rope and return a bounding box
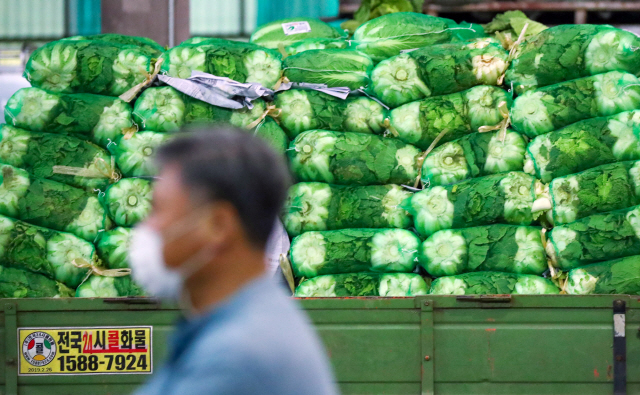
[72,258,132,277]
[246,103,283,130]
[119,56,165,102]
[53,156,121,183]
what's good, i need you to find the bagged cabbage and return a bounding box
[104,178,152,227]
[0,164,111,241]
[542,161,640,225]
[4,87,135,148]
[422,130,525,187]
[95,227,132,269]
[547,206,640,271]
[290,228,420,278]
[388,85,511,150]
[66,33,164,56]
[525,110,640,183]
[24,40,154,96]
[283,49,373,90]
[76,275,143,297]
[507,25,640,95]
[110,131,169,178]
[511,71,640,138]
[275,89,386,138]
[295,272,429,297]
[282,182,413,236]
[0,125,118,190]
[161,39,282,89]
[133,87,271,133]
[420,225,546,277]
[0,265,74,298]
[566,254,640,295]
[371,41,508,108]
[404,172,544,237]
[352,12,485,62]
[0,215,96,288]
[284,38,348,57]
[340,0,425,35]
[430,272,559,295]
[288,130,420,186]
[482,10,547,50]
[253,118,289,155]
[250,17,345,49]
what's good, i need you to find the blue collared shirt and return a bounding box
[135,275,339,395]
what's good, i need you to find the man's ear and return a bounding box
[205,202,241,246]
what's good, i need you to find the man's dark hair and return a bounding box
[156,125,292,248]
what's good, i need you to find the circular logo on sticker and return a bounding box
[22,332,57,366]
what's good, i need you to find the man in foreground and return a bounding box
[130,126,339,395]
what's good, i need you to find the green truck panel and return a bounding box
[1,295,638,394]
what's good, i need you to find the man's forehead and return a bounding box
[153,165,191,207]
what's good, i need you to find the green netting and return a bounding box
[283,49,373,90]
[0,215,97,288]
[422,130,525,187]
[524,110,640,183]
[284,38,348,57]
[0,265,74,298]
[429,272,559,295]
[76,275,143,297]
[252,118,289,155]
[294,272,429,297]
[340,0,424,35]
[419,225,546,277]
[482,10,547,50]
[404,172,544,237]
[510,71,640,138]
[370,41,508,108]
[250,18,345,49]
[161,39,282,89]
[507,25,640,95]
[95,227,132,269]
[388,85,511,150]
[547,161,640,225]
[0,164,111,241]
[0,125,118,190]
[3,87,135,148]
[133,86,270,133]
[24,40,154,96]
[67,33,164,56]
[290,228,420,278]
[104,178,152,227]
[547,206,640,271]
[282,182,413,236]
[288,130,420,186]
[566,254,640,295]
[352,12,486,62]
[110,131,169,178]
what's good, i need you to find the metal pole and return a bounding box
[168,0,175,47]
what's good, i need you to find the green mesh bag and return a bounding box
[104,178,152,227]
[95,227,132,269]
[0,215,96,288]
[288,130,420,186]
[282,182,413,236]
[295,272,429,297]
[547,206,640,271]
[419,225,546,277]
[0,125,118,190]
[24,40,154,96]
[290,228,420,278]
[544,161,640,225]
[404,172,545,237]
[482,10,547,50]
[250,18,345,50]
[76,274,144,297]
[283,49,373,90]
[422,130,525,187]
[429,272,559,295]
[0,164,111,241]
[4,87,135,148]
[525,110,640,183]
[0,265,74,298]
[352,12,486,62]
[507,25,640,95]
[284,38,348,57]
[388,85,511,150]
[133,86,270,133]
[511,71,640,138]
[253,118,289,155]
[566,254,640,295]
[371,41,508,108]
[66,33,164,56]
[161,39,282,89]
[274,89,387,139]
[110,131,169,178]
